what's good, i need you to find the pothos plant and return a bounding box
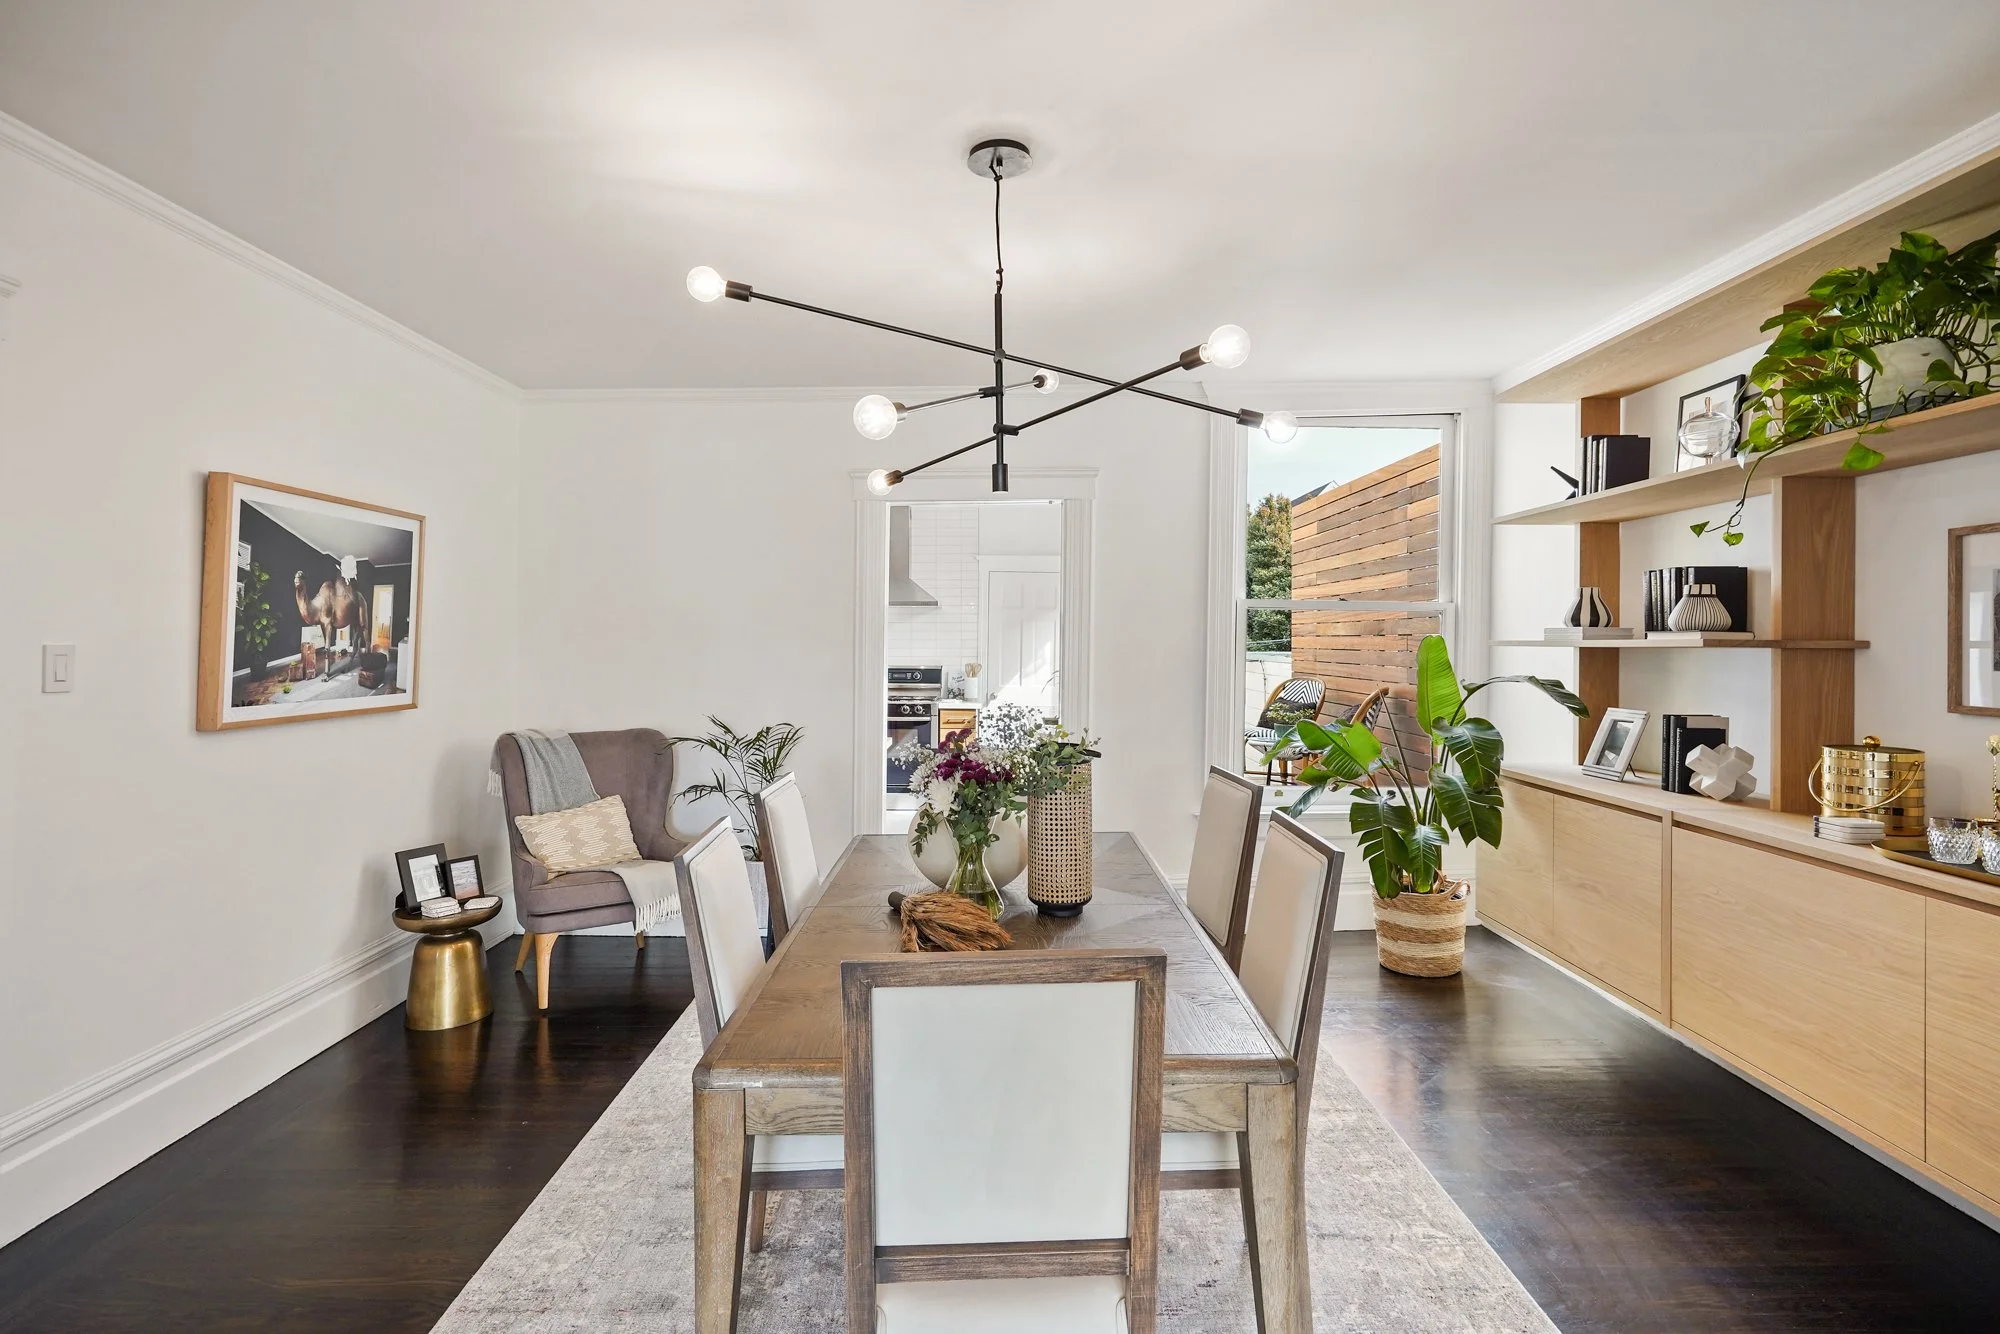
[1264,636,1586,898]
[670,716,805,859]
[1697,226,2000,544]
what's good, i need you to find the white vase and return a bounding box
[910,813,1027,890]
[1667,582,1733,632]
[1865,336,1956,413]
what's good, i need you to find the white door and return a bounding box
[984,569,1061,717]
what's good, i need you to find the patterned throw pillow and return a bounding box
[515,794,642,874]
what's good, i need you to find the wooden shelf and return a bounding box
[1493,638,1868,650]
[1496,147,2000,403]
[1496,392,2000,526]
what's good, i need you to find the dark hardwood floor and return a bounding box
[1322,927,2000,1333]
[0,935,692,1334]
[4,925,1998,1332]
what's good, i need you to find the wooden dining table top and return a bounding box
[694,832,1294,1091]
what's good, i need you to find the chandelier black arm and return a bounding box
[735,286,1240,421]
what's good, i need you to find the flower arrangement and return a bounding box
[907,707,1100,917]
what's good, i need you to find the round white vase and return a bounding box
[910,813,1027,890]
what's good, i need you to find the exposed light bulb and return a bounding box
[1201,324,1250,370]
[1262,411,1299,444]
[686,266,727,303]
[1033,371,1061,394]
[853,394,901,440]
[866,468,897,496]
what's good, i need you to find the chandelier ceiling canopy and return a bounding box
[688,138,1295,494]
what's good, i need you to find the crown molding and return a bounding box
[1495,106,2000,397]
[0,110,518,397]
[0,273,18,342]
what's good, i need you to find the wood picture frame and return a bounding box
[197,473,425,731]
[1949,522,2000,716]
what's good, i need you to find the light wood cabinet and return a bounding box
[1552,800,1662,1013]
[1475,780,1555,945]
[1927,896,2000,1203]
[1671,828,1925,1157]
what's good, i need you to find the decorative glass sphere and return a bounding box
[1033,371,1060,394]
[1677,397,1737,461]
[1202,324,1250,370]
[1262,411,1299,443]
[866,468,896,496]
[853,394,900,440]
[685,266,726,303]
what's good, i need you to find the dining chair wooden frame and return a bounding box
[1163,811,1343,1193]
[840,949,1168,1334]
[754,771,822,946]
[678,817,842,1254]
[1186,765,1263,970]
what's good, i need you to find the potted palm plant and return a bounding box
[1265,636,1585,977]
[671,717,806,926]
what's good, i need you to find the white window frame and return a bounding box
[1203,384,1494,796]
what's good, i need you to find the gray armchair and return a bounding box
[493,728,684,1009]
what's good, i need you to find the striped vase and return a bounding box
[1372,881,1471,977]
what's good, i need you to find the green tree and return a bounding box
[1246,492,1292,651]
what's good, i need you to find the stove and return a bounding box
[886,666,944,793]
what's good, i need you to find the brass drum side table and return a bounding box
[394,901,502,1030]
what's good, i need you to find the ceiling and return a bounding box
[248,500,414,566]
[4,1,2000,391]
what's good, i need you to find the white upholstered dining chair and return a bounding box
[754,772,823,946]
[1163,811,1344,1188]
[840,950,1167,1334]
[1182,766,1261,969]
[676,818,844,1253]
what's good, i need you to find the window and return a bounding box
[1226,417,1455,790]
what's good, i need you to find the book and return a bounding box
[1644,631,1756,643]
[1599,435,1651,490]
[1544,628,1640,644]
[1686,565,1749,632]
[1660,714,1728,794]
[419,897,464,918]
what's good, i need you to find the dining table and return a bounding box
[691,831,1310,1333]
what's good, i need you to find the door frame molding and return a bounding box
[851,469,1096,835]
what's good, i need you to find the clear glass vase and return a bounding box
[947,837,1003,919]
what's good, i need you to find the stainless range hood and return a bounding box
[888,505,939,607]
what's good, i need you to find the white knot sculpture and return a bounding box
[1686,743,1756,802]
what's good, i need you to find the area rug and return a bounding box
[432,1009,1555,1333]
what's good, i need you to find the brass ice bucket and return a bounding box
[1809,737,1926,851]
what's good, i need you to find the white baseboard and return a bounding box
[0,916,511,1247]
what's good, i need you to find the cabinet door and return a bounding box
[1475,780,1554,944]
[1672,830,1925,1155]
[1553,800,1663,1013]
[1927,897,2000,1202]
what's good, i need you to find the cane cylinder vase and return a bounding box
[1027,764,1094,916]
[395,899,502,1031]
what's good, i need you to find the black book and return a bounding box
[1661,714,1728,794]
[1600,435,1651,490]
[1645,569,1663,632]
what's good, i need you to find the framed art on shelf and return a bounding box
[396,844,451,912]
[1675,375,1748,471]
[1582,708,1650,780]
[197,473,425,731]
[1950,523,2000,716]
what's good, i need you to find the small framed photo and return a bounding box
[1949,523,2000,716]
[395,844,450,912]
[1676,375,1748,472]
[1582,708,1650,781]
[444,854,485,900]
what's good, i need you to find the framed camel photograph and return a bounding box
[1949,522,2000,717]
[197,473,425,730]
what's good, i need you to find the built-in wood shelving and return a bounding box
[1492,638,1869,651]
[1497,147,2000,402]
[1496,392,2000,526]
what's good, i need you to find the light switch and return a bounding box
[43,644,74,693]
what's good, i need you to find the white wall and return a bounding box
[0,130,522,1244]
[1491,344,2000,815]
[516,392,1214,873]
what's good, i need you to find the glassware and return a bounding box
[1983,826,2000,876]
[947,836,1003,919]
[1928,817,1981,866]
[1677,397,1738,461]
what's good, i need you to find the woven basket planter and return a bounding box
[1027,764,1093,916]
[1372,881,1471,977]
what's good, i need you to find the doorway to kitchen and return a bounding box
[853,468,1095,836]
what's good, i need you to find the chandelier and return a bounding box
[686,138,1296,494]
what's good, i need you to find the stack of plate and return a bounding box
[1815,816,1885,845]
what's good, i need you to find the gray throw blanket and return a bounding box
[491,730,681,933]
